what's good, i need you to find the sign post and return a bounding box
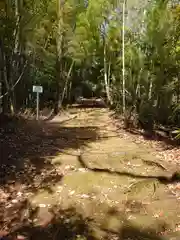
[33,85,43,120]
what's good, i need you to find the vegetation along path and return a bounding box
[0,107,180,240]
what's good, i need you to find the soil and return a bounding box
[0,107,180,240]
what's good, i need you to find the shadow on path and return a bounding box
[0,118,99,191]
[1,203,170,240]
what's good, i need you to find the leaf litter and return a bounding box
[0,108,180,239]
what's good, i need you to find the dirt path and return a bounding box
[1,108,180,239]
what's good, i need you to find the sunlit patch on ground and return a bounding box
[0,108,180,239]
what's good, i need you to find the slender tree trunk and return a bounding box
[3,0,22,115]
[107,59,111,86]
[1,2,16,114]
[9,0,21,114]
[60,61,74,105]
[148,70,152,101]
[0,41,3,113]
[14,0,21,58]
[148,61,153,101]
[177,73,180,104]
[148,79,153,101]
[122,0,126,113]
[0,39,14,114]
[68,81,72,102]
[54,57,62,114]
[136,84,140,98]
[54,0,64,114]
[136,67,142,98]
[103,41,112,105]
[13,0,22,111]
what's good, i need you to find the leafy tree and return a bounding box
[0,0,179,131]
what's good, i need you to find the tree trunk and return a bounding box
[122,0,126,113]
[54,0,64,114]
[60,61,74,105]
[0,39,4,113]
[54,58,62,114]
[177,73,180,104]
[148,79,153,100]
[136,67,142,98]
[1,0,22,115]
[0,39,15,114]
[103,41,112,105]
[13,0,22,111]
[68,81,72,102]
[9,0,22,114]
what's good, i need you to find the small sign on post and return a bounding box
[33,85,43,120]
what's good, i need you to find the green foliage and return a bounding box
[172,129,180,140]
[1,0,180,127]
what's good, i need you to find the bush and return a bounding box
[136,101,155,132]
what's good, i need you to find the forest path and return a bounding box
[32,108,180,239]
[1,107,180,239]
